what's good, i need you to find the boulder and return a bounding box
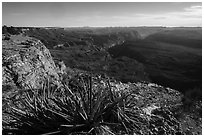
[2,34,60,91]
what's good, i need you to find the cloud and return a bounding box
[153,17,166,20]
[93,4,202,27]
[186,5,202,10]
[169,5,202,19]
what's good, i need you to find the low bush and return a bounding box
[182,87,202,111]
[2,74,147,135]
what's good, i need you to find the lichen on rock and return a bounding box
[2,34,61,90]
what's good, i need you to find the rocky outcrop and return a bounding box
[110,81,201,134]
[2,34,60,91]
[66,74,184,134]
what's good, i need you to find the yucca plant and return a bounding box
[3,74,147,135]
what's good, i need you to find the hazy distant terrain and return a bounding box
[3,26,201,95]
[25,27,201,94]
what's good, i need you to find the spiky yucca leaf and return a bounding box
[3,74,147,135]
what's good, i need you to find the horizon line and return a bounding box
[2,25,202,28]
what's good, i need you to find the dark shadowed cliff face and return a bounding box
[2,34,61,91]
[24,27,150,83]
[25,27,141,49]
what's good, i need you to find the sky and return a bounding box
[2,2,202,27]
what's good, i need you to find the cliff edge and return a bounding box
[2,34,61,92]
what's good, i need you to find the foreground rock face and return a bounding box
[89,75,200,135]
[2,34,60,91]
[64,74,184,134]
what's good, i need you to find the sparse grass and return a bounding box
[182,87,202,115]
[2,74,147,135]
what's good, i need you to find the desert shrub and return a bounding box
[3,34,11,40]
[182,87,202,111]
[2,74,147,135]
[2,26,22,35]
[2,25,8,34]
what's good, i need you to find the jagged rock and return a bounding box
[68,74,184,134]
[53,44,64,49]
[110,80,183,134]
[2,34,60,91]
[55,60,67,75]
